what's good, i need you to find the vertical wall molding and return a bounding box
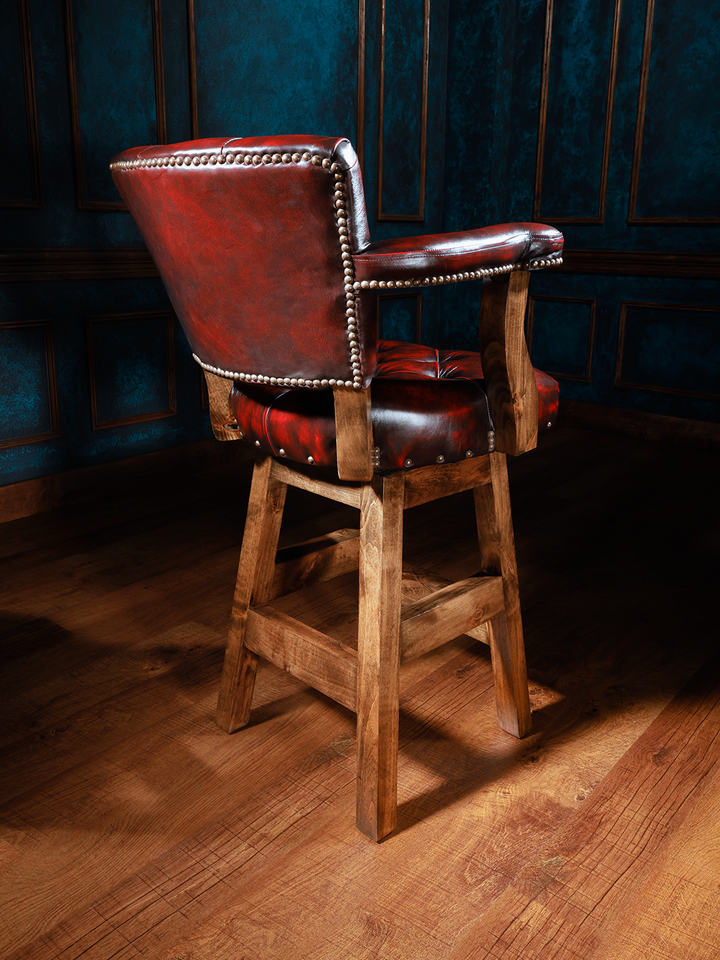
[0,321,60,449]
[1,0,42,209]
[187,0,199,138]
[357,0,366,169]
[533,0,622,224]
[86,311,177,429]
[64,0,167,210]
[151,0,167,144]
[628,0,720,224]
[377,0,430,221]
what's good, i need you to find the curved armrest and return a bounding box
[353,222,562,288]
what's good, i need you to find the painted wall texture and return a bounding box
[2,0,719,485]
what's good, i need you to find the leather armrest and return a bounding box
[353,222,563,287]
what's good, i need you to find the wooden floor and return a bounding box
[1,427,719,959]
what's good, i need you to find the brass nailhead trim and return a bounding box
[112,149,361,390]
[352,256,563,291]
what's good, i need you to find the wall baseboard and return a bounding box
[0,440,253,524]
[558,400,720,449]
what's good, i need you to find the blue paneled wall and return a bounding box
[2,0,719,487]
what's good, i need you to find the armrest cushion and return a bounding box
[353,222,563,285]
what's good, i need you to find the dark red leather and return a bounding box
[111,135,562,474]
[229,340,559,472]
[111,137,376,388]
[354,223,563,284]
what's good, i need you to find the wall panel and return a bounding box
[629,0,720,222]
[534,0,621,223]
[0,0,42,208]
[86,311,176,429]
[0,321,59,449]
[527,295,595,382]
[615,302,720,400]
[65,0,164,208]
[377,0,430,220]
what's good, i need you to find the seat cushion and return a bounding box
[229,340,559,472]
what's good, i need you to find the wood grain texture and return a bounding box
[270,528,360,598]
[474,453,531,738]
[334,386,374,481]
[400,575,504,662]
[245,605,357,710]
[447,657,720,959]
[216,456,287,732]
[270,459,363,509]
[203,370,242,441]
[478,271,538,457]
[3,427,719,959]
[403,456,492,509]
[356,472,405,840]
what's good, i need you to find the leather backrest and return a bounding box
[111,136,375,389]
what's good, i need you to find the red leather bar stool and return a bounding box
[111,136,563,841]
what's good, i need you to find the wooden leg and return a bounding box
[473,453,532,738]
[356,472,405,841]
[216,455,287,733]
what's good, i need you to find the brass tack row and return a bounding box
[353,256,563,290]
[110,151,335,170]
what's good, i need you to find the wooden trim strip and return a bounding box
[558,399,720,449]
[187,0,198,138]
[403,456,491,510]
[534,0,622,224]
[377,0,430,222]
[1,0,42,208]
[356,0,366,170]
[2,247,716,284]
[270,528,360,600]
[270,460,363,509]
[559,249,720,279]
[400,575,504,662]
[245,606,358,711]
[0,438,253,523]
[152,0,167,144]
[0,247,159,281]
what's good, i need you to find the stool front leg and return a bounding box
[356,472,405,841]
[216,455,287,733]
[473,453,532,738]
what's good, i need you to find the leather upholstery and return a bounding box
[354,223,563,285]
[110,135,562,474]
[112,137,376,388]
[229,340,559,472]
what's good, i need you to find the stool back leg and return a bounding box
[473,453,532,738]
[356,472,405,841]
[216,455,288,732]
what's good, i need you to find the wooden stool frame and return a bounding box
[208,271,536,842]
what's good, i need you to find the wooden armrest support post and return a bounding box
[334,386,374,481]
[203,370,244,441]
[478,271,538,456]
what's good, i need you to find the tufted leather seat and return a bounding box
[232,340,559,472]
[111,135,563,842]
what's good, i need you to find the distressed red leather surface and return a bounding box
[229,340,559,472]
[111,137,376,388]
[111,135,561,474]
[354,223,563,283]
